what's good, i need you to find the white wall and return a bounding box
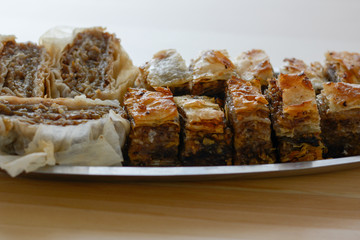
[2,0,359,67]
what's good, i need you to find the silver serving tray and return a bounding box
[18,155,360,181]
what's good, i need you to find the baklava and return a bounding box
[226,77,275,165]
[40,27,139,101]
[317,82,360,157]
[174,95,232,166]
[124,87,180,166]
[0,96,130,177]
[325,51,360,84]
[267,73,324,162]
[234,49,274,90]
[135,49,191,95]
[281,58,326,94]
[190,50,235,96]
[0,36,50,97]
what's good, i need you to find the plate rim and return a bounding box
[22,155,360,181]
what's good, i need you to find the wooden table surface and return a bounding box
[1,167,360,240]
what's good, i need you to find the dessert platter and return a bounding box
[0,27,359,181]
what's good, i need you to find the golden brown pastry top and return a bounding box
[320,82,360,112]
[269,73,321,137]
[278,73,319,117]
[282,58,326,92]
[174,95,225,133]
[234,49,273,86]
[325,51,360,84]
[137,49,191,88]
[124,87,179,126]
[226,77,269,119]
[190,50,235,83]
[282,58,307,74]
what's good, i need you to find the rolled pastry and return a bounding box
[0,35,51,97]
[0,95,130,177]
[40,27,139,102]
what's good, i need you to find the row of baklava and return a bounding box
[125,49,360,166]
[0,27,359,175]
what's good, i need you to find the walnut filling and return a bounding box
[0,101,124,126]
[127,124,180,166]
[0,41,44,97]
[60,29,115,98]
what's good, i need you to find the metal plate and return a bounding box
[18,155,360,181]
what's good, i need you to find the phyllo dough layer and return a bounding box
[281,58,326,94]
[0,36,50,97]
[267,73,324,162]
[225,77,275,165]
[190,50,235,96]
[0,96,130,177]
[40,27,139,101]
[234,49,274,89]
[124,87,180,166]
[135,49,191,95]
[325,51,360,84]
[174,95,232,166]
[317,82,360,157]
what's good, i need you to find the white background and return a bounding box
[2,0,360,67]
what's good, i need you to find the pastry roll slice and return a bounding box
[190,50,235,97]
[225,77,275,165]
[124,87,180,166]
[0,96,130,177]
[267,73,325,162]
[325,51,360,84]
[317,82,360,158]
[234,49,274,90]
[281,58,326,94]
[40,27,139,101]
[174,95,232,166]
[0,36,50,97]
[135,49,191,95]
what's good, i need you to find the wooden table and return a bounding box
[1,168,360,240]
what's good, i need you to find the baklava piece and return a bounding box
[0,36,50,97]
[325,51,360,84]
[234,49,274,90]
[124,87,180,166]
[190,50,235,97]
[281,58,326,94]
[135,49,191,95]
[40,27,139,101]
[174,95,232,166]
[225,77,275,165]
[0,96,130,177]
[267,73,325,162]
[317,82,360,158]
